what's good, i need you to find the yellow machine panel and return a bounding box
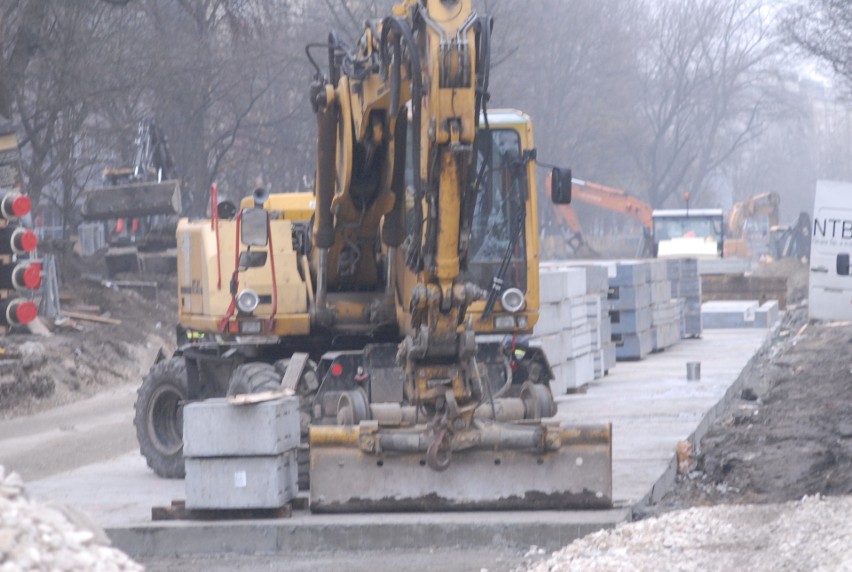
[177,218,308,328]
[239,192,315,222]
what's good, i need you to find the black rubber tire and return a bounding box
[226,362,282,396]
[134,357,188,479]
[273,358,318,492]
[228,359,317,492]
[297,445,310,491]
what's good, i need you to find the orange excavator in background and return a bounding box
[547,176,653,258]
[548,176,727,260]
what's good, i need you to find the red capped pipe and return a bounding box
[0,298,38,326]
[0,193,31,219]
[0,261,42,291]
[0,227,38,254]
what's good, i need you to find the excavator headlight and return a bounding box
[494,315,515,330]
[501,288,526,313]
[517,316,529,329]
[236,288,260,314]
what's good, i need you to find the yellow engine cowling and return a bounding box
[176,216,311,337]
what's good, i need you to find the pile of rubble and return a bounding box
[526,495,852,571]
[0,465,142,571]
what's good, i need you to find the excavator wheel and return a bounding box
[235,359,319,491]
[336,389,370,425]
[134,357,188,478]
[274,357,319,490]
[520,381,557,420]
[226,362,282,396]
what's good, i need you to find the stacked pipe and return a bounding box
[0,192,40,329]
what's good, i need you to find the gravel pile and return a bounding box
[0,465,142,571]
[526,496,852,572]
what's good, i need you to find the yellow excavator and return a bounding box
[724,192,780,259]
[136,0,612,512]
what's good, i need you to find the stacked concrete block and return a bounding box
[536,264,614,393]
[182,397,300,510]
[667,258,702,338]
[646,259,681,352]
[580,265,616,379]
[651,300,682,350]
[604,259,683,358]
[608,261,655,360]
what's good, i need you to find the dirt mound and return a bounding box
[0,274,178,419]
[752,258,809,305]
[653,307,852,511]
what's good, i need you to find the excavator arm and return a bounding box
[81,118,181,221]
[727,192,780,239]
[571,178,653,230]
[547,175,652,257]
[310,0,491,409]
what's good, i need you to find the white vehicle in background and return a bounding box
[652,208,725,259]
[808,180,852,321]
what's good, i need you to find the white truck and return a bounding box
[652,208,725,259]
[809,180,852,321]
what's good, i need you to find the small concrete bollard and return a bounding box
[686,361,701,381]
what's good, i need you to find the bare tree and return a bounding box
[0,0,50,119]
[9,2,118,215]
[636,0,783,208]
[783,1,852,85]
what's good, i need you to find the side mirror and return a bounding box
[551,168,572,205]
[837,253,850,276]
[238,250,268,271]
[217,200,237,219]
[241,207,269,246]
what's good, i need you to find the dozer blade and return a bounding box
[81,180,181,220]
[309,424,612,513]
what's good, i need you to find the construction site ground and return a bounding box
[2,260,850,570]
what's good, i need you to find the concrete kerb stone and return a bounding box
[106,509,631,557]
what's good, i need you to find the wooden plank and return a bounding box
[67,304,102,314]
[226,389,294,405]
[62,311,121,325]
[151,499,292,521]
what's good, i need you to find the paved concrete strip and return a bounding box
[0,385,138,481]
[23,329,769,558]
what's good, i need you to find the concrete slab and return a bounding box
[24,328,769,559]
[702,300,759,328]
